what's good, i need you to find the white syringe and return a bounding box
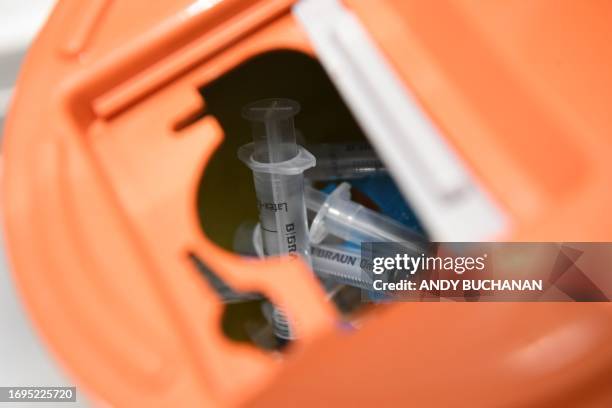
[305,142,386,181]
[306,182,427,253]
[238,98,315,263]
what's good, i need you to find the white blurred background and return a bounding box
[0,0,57,134]
[1,0,89,406]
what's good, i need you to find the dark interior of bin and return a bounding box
[196,50,370,250]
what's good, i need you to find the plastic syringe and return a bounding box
[306,182,427,253]
[305,142,386,181]
[238,98,315,342]
[238,98,315,263]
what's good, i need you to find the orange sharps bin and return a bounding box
[2,0,612,406]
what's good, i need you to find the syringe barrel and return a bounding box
[305,142,386,181]
[311,244,373,290]
[252,171,310,261]
[334,201,422,245]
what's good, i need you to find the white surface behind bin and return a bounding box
[0,0,56,136]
